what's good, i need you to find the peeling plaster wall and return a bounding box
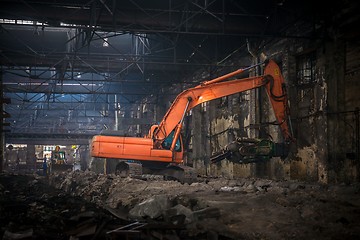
[291,144,318,181]
[238,39,331,182]
[188,35,359,183]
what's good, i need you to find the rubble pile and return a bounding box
[2,170,360,239]
[0,173,129,240]
[49,171,360,239]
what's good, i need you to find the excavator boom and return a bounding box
[154,60,292,144]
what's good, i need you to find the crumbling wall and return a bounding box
[189,34,359,183]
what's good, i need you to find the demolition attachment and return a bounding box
[210,138,289,164]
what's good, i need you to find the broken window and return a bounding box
[294,51,318,148]
[296,51,316,86]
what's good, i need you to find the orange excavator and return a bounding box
[91,59,294,181]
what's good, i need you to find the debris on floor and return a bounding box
[1,171,360,239]
[0,173,130,240]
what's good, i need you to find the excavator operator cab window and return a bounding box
[162,131,182,152]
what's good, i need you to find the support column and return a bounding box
[114,95,119,131]
[0,70,10,172]
[0,70,4,172]
[326,41,345,183]
[27,144,36,171]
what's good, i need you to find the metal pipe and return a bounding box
[114,94,118,131]
[201,61,263,86]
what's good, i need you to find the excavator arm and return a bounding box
[153,60,293,148]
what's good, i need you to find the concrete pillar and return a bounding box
[0,132,4,172]
[326,41,345,183]
[0,71,4,172]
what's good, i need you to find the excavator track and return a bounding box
[162,165,197,184]
[115,162,143,177]
[114,161,197,184]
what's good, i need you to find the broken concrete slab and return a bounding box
[164,204,194,224]
[3,229,33,240]
[129,194,172,219]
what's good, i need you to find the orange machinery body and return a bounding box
[91,135,184,163]
[91,60,292,164]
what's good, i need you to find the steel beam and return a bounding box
[5,132,93,145]
[0,1,273,36]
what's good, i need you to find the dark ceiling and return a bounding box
[0,0,358,144]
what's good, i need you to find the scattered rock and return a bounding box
[164,204,194,224]
[129,194,172,219]
[244,184,257,193]
[300,204,319,219]
[3,228,33,240]
[275,197,290,207]
[219,186,241,192]
[193,207,221,220]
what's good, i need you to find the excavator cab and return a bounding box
[162,131,182,152]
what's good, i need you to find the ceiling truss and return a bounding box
[1,0,350,144]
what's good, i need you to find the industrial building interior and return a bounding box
[1,0,360,239]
